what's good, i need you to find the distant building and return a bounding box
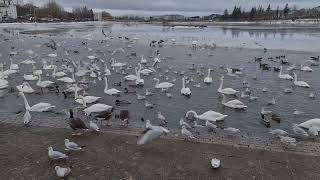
[0,0,17,21]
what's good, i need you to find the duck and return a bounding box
[104,77,121,96]
[293,72,310,88]
[300,64,313,72]
[218,75,238,95]
[204,69,212,84]
[19,91,55,112]
[154,78,174,89]
[83,103,113,116]
[16,82,34,93]
[221,94,247,109]
[278,66,293,80]
[186,110,227,122]
[181,77,191,96]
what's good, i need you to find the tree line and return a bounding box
[220,3,320,21]
[16,0,112,22]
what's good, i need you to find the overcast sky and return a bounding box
[25,0,320,16]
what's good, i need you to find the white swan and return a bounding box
[74,87,100,105]
[36,74,54,88]
[135,69,144,85]
[57,69,75,83]
[300,64,313,72]
[138,63,153,76]
[278,66,293,80]
[104,77,121,95]
[52,66,66,78]
[221,94,247,109]
[23,74,38,81]
[140,55,147,64]
[19,91,55,112]
[204,69,212,84]
[181,78,191,96]
[17,82,34,93]
[293,72,310,88]
[218,75,238,95]
[0,78,8,89]
[124,67,138,81]
[111,59,126,67]
[83,103,113,115]
[299,119,320,129]
[154,78,174,89]
[186,110,227,122]
[9,59,19,70]
[104,64,111,76]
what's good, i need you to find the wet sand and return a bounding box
[1,123,320,180]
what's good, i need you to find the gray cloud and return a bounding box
[26,0,320,15]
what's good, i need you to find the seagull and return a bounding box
[292,124,309,137]
[205,120,217,131]
[55,166,71,178]
[89,120,100,131]
[48,147,68,160]
[179,118,191,129]
[137,119,169,145]
[269,129,288,136]
[64,139,85,151]
[181,125,195,140]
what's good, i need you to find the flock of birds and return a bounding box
[1,28,320,177]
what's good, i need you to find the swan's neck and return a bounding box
[139,64,142,71]
[182,78,186,88]
[52,66,56,76]
[104,78,108,90]
[294,74,297,82]
[155,79,160,86]
[279,67,282,75]
[219,78,224,90]
[221,95,226,104]
[74,88,79,99]
[37,74,42,84]
[21,93,31,110]
[207,69,210,77]
[72,72,75,81]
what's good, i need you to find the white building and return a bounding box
[0,0,17,21]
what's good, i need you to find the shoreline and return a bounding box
[1,122,320,179]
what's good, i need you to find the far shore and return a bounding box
[2,18,320,27]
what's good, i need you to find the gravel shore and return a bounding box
[1,123,320,180]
